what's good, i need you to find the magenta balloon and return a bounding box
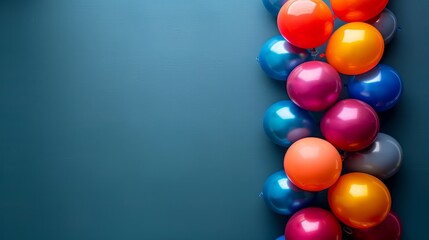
[287,61,342,111]
[321,99,379,151]
[285,207,342,240]
[343,212,401,240]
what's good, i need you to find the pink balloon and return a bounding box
[343,212,401,240]
[287,61,342,111]
[285,207,342,240]
[321,99,379,151]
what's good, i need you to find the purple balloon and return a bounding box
[367,8,398,44]
[343,212,401,240]
[287,61,342,112]
[321,99,380,152]
[285,207,342,240]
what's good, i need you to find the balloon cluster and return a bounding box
[259,0,402,239]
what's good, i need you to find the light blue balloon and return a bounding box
[262,0,288,17]
[263,100,315,147]
[262,171,317,215]
[258,36,310,81]
[348,64,402,112]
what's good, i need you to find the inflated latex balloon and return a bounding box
[321,99,380,152]
[348,64,402,112]
[284,137,342,191]
[344,133,403,180]
[343,211,401,240]
[262,0,288,17]
[367,8,398,44]
[263,100,315,147]
[275,236,285,240]
[262,171,317,215]
[277,0,334,49]
[287,61,342,111]
[328,173,391,229]
[285,207,342,240]
[258,36,310,81]
[326,22,384,75]
[330,0,389,22]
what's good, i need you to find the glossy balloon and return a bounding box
[367,8,398,44]
[258,36,310,81]
[284,137,342,191]
[328,173,391,229]
[277,0,334,49]
[285,207,342,240]
[348,64,402,112]
[275,236,285,240]
[343,212,401,240]
[262,0,288,17]
[262,171,317,215]
[344,133,403,180]
[326,22,384,75]
[331,0,388,22]
[321,99,380,152]
[287,61,342,111]
[263,100,315,147]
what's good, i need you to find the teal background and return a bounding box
[0,0,426,239]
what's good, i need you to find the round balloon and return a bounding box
[262,171,317,215]
[285,207,342,240]
[344,133,403,180]
[348,64,402,112]
[321,99,380,152]
[275,236,285,240]
[258,36,310,81]
[326,22,384,75]
[328,173,391,229]
[262,0,288,17]
[263,100,315,147]
[330,0,388,22]
[277,0,334,49]
[367,8,398,44]
[343,211,401,240]
[284,137,342,191]
[287,61,342,111]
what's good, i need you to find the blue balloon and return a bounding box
[262,171,317,215]
[348,64,402,112]
[263,100,315,147]
[262,0,288,17]
[258,36,310,81]
[275,235,285,240]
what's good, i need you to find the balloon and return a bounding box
[348,64,402,112]
[367,8,398,44]
[321,99,380,152]
[284,137,342,191]
[285,207,342,240]
[326,22,384,75]
[277,0,334,49]
[344,133,403,180]
[330,0,388,22]
[287,61,342,111]
[262,171,317,215]
[343,212,401,240]
[263,100,315,147]
[262,0,288,17]
[275,236,285,240]
[258,36,310,81]
[328,173,391,229]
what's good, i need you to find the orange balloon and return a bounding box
[328,173,391,229]
[326,22,384,75]
[277,0,334,49]
[284,137,342,191]
[331,0,389,22]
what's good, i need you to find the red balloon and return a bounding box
[277,0,334,49]
[331,0,389,22]
[343,212,401,240]
[321,99,379,151]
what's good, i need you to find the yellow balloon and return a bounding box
[328,172,391,229]
[326,22,384,75]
